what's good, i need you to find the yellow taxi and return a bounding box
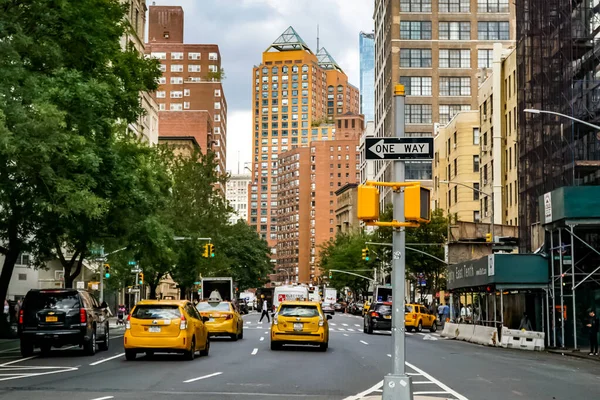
[196,300,244,340]
[124,300,209,361]
[405,303,437,333]
[270,301,331,351]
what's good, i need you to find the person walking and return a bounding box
[259,298,270,323]
[586,308,599,356]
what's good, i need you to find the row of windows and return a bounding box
[399,21,510,40]
[151,52,218,61]
[401,0,509,13]
[156,89,222,98]
[400,49,495,68]
[161,64,219,73]
[400,77,471,96]
[405,104,471,124]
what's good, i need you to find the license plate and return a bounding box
[293,323,303,331]
[45,316,58,322]
[149,326,161,333]
[384,315,391,319]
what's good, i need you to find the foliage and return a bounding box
[206,68,226,81]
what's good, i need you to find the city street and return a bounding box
[0,312,598,400]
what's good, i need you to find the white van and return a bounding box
[273,285,310,309]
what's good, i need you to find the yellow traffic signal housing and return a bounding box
[209,243,215,258]
[404,186,431,223]
[139,272,144,284]
[357,185,380,221]
[485,233,493,243]
[202,243,209,258]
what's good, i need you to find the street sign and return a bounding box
[365,137,434,160]
[128,261,137,266]
[76,281,85,289]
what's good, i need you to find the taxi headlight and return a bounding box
[318,315,324,327]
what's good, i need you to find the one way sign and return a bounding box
[365,137,434,160]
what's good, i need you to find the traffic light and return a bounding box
[138,272,144,285]
[486,233,492,243]
[209,243,215,258]
[103,263,110,279]
[404,186,431,223]
[362,248,370,261]
[202,243,209,258]
[357,185,380,221]
[329,271,332,279]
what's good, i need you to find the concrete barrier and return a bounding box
[455,324,475,342]
[470,325,500,347]
[501,328,545,351]
[440,322,459,339]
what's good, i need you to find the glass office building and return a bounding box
[359,32,375,122]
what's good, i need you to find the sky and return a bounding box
[148,0,374,174]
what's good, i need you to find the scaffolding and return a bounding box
[518,0,600,252]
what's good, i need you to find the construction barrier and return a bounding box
[455,323,475,342]
[440,322,459,339]
[470,325,500,347]
[500,328,545,351]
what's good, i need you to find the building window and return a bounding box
[170,91,183,98]
[170,103,183,111]
[214,114,221,122]
[439,77,471,96]
[184,102,190,109]
[214,102,221,110]
[439,22,470,40]
[478,49,494,68]
[170,65,183,72]
[159,103,165,111]
[400,0,431,12]
[214,89,221,97]
[189,52,201,60]
[151,52,167,60]
[400,49,432,67]
[478,0,509,12]
[208,65,218,73]
[184,89,191,97]
[400,21,432,40]
[159,64,167,72]
[405,105,432,124]
[171,52,184,60]
[156,91,166,99]
[478,22,510,40]
[473,155,480,172]
[439,49,470,68]
[208,52,218,60]
[18,273,26,281]
[170,77,183,84]
[473,183,480,200]
[439,105,470,124]
[473,127,480,145]
[399,77,432,96]
[188,65,201,73]
[474,210,480,222]
[158,77,166,85]
[439,0,470,12]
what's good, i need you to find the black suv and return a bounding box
[363,301,392,334]
[18,289,110,356]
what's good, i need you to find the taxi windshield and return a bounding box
[132,305,181,320]
[196,302,231,312]
[279,305,319,317]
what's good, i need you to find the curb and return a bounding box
[548,349,600,362]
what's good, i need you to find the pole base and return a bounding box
[382,374,413,400]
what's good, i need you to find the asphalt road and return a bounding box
[0,312,598,400]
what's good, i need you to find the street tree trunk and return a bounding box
[148,282,158,300]
[0,248,21,303]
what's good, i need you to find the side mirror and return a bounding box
[202,316,210,323]
[326,315,333,320]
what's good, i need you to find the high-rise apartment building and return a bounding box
[146,5,227,175]
[373,0,516,204]
[121,0,159,144]
[359,32,375,122]
[275,114,364,284]
[226,174,252,224]
[250,27,359,251]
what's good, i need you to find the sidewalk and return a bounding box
[548,348,600,362]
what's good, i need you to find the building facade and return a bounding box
[373,0,516,204]
[359,32,375,122]
[478,44,518,227]
[146,5,227,175]
[432,111,480,222]
[226,174,252,224]
[250,26,360,253]
[335,183,359,234]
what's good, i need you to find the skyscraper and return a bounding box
[359,32,375,122]
[249,27,360,254]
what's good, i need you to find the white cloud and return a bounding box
[225,110,253,174]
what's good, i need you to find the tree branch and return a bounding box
[0,245,8,255]
[55,240,67,266]
[70,252,85,281]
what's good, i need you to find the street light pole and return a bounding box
[440,180,494,241]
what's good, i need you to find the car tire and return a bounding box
[99,326,109,351]
[146,351,154,358]
[20,340,34,357]
[319,342,328,352]
[230,332,239,341]
[185,337,196,361]
[270,341,281,351]
[367,323,373,334]
[239,328,244,340]
[417,321,423,333]
[125,350,136,361]
[363,323,368,333]
[430,322,437,333]
[200,338,210,356]
[84,330,96,356]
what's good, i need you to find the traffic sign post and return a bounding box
[365,137,433,160]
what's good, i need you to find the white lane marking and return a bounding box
[264,331,268,334]
[343,334,349,337]
[251,348,258,355]
[406,361,468,400]
[330,323,337,326]
[405,332,413,336]
[347,328,355,332]
[417,332,426,336]
[338,328,345,331]
[359,340,369,345]
[354,324,360,327]
[0,356,36,366]
[342,380,384,400]
[342,323,349,326]
[246,321,251,324]
[414,391,453,395]
[386,354,391,357]
[413,381,437,385]
[90,397,114,400]
[183,371,223,383]
[89,353,125,366]
[259,337,264,341]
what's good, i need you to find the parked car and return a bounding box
[321,302,335,315]
[333,303,344,312]
[364,301,392,334]
[18,289,110,357]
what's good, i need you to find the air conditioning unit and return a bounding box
[483,114,488,121]
[483,179,488,185]
[481,145,489,152]
[453,143,457,149]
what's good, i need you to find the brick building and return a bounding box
[146,5,226,174]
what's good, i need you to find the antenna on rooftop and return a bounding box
[317,24,320,52]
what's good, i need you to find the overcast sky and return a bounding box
[148,0,374,173]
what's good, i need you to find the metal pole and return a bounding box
[551,231,556,347]
[500,290,504,326]
[99,261,104,303]
[383,84,412,400]
[569,225,577,350]
[545,288,550,347]
[449,293,454,322]
[490,190,495,244]
[559,228,565,348]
